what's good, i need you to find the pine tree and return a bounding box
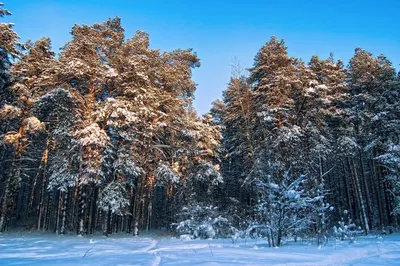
[308,55,350,222]
[0,2,21,103]
[216,75,256,223]
[0,37,54,231]
[344,48,397,232]
[248,37,309,183]
[251,171,329,247]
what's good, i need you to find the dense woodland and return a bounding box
[0,3,399,247]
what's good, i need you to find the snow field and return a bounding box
[1,233,400,265]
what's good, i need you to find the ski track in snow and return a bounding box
[0,233,400,265]
[150,255,161,266]
[135,239,158,253]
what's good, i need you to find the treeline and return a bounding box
[1,2,400,244]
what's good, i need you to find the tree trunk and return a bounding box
[37,168,47,230]
[351,158,370,234]
[0,157,21,232]
[132,177,142,236]
[103,208,111,236]
[78,186,86,235]
[56,192,62,234]
[60,190,68,234]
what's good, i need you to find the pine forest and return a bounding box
[1,2,399,248]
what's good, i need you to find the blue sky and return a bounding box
[3,0,399,114]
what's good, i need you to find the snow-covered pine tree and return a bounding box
[308,55,350,224]
[344,48,397,232]
[38,87,82,234]
[377,144,400,216]
[98,180,130,236]
[373,66,400,220]
[217,38,337,238]
[0,4,22,230]
[175,204,236,239]
[0,37,53,232]
[54,18,125,235]
[251,170,328,247]
[94,27,220,235]
[248,37,306,181]
[9,39,58,231]
[219,74,255,213]
[0,2,21,103]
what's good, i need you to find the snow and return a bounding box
[105,66,118,77]
[98,181,130,215]
[0,104,21,119]
[389,145,400,152]
[155,164,180,186]
[24,116,45,134]
[0,233,400,265]
[74,123,109,147]
[315,84,328,90]
[306,87,316,94]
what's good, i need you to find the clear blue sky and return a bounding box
[3,0,400,114]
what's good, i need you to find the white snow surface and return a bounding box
[0,233,400,265]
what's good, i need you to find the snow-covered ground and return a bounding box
[1,233,400,265]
